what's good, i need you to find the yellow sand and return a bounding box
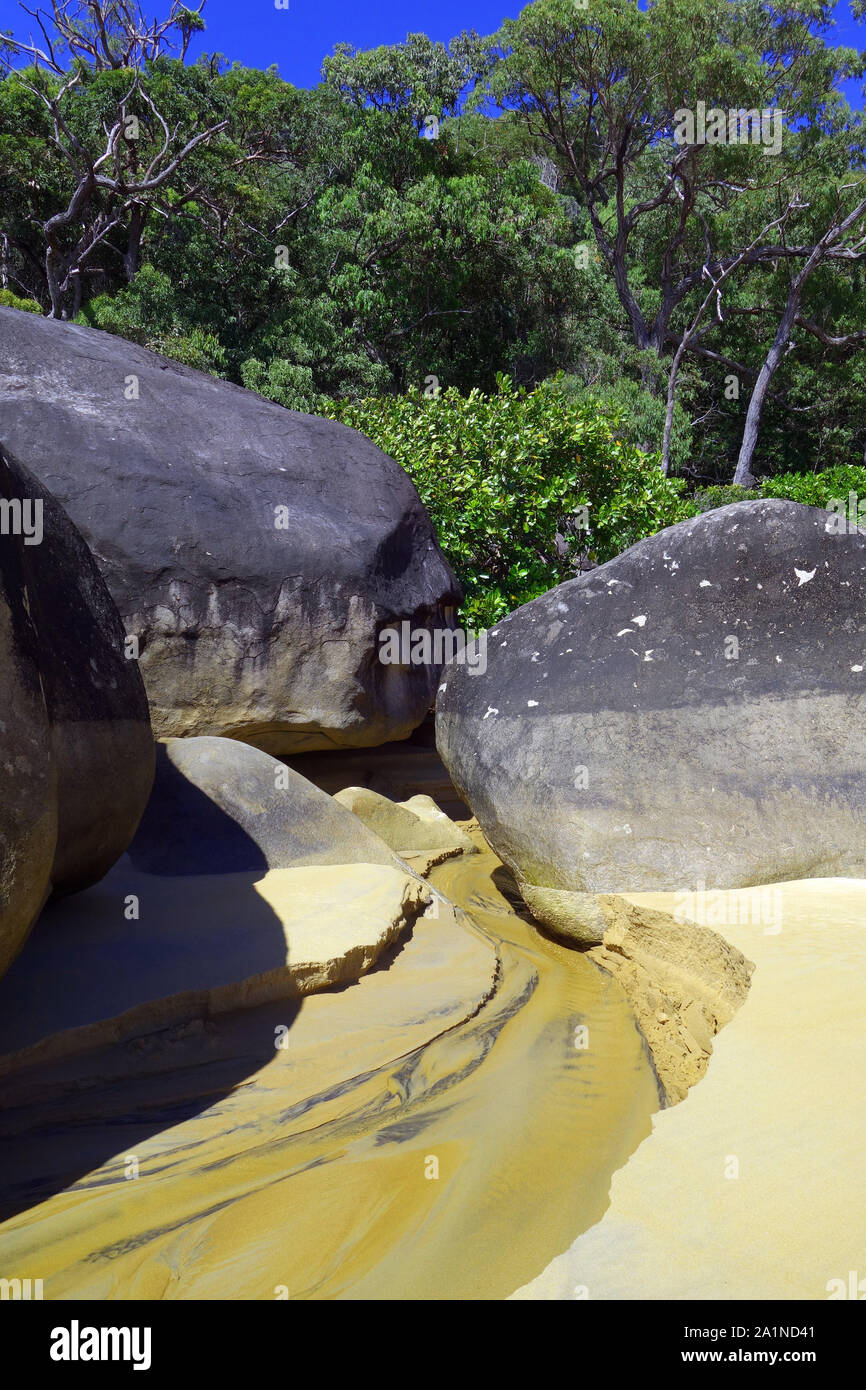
[0,860,430,1067]
[0,839,657,1300]
[512,878,866,1300]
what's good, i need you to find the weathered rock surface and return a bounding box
[333,786,477,855]
[129,737,407,876]
[437,500,866,940]
[587,897,753,1104]
[0,444,153,978]
[0,737,448,1061]
[0,307,460,753]
[0,504,54,981]
[0,859,432,1065]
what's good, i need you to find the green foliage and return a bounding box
[79,268,227,374]
[694,466,866,513]
[759,467,866,508]
[327,377,691,628]
[241,356,324,412]
[323,31,486,126]
[0,288,41,313]
[691,483,753,512]
[549,368,694,476]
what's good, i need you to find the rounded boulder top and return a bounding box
[0,308,460,753]
[436,499,866,900]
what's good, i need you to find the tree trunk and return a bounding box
[71,268,83,319]
[45,244,65,318]
[124,203,145,282]
[733,282,803,487]
[661,338,687,475]
[731,197,866,486]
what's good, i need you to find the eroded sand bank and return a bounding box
[0,859,432,1067]
[0,837,658,1300]
[512,878,866,1300]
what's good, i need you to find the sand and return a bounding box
[512,878,866,1300]
[0,837,658,1300]
[0,858,431,1068]
[4,778,857,1302]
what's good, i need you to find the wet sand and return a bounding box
[513,879,866,1300]
[0,835,658,1300]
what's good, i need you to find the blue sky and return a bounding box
[181,1,512,85]
[0,0,511,84]
[1,0,863,102]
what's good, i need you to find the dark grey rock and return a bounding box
[0,492,55,977]
[0,308,460,753]
[437,500,866,938]
[0,443,154,974]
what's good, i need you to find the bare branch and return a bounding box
[795,316,866,349]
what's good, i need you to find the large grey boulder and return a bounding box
[0,308,460,753]
[128,736,408,876]
[0,490,55,980]
[436,500,866,940]
[0,444,154,976]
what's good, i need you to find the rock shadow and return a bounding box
[0,754,291,1225]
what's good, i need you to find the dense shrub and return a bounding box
[691,483,753,512]
[327,376,692,628]
[693,466,866,514]
[0,289,42,313]
[79,268,228,375]
[549,369,694,478]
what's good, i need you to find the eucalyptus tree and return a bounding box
[483,0,864,481]
[731,162,866,485]
[0,0,230,316]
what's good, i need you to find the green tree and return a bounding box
[329,376,692,627]
[1,0,228,316]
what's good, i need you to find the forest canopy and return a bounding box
[2,0,866,615]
